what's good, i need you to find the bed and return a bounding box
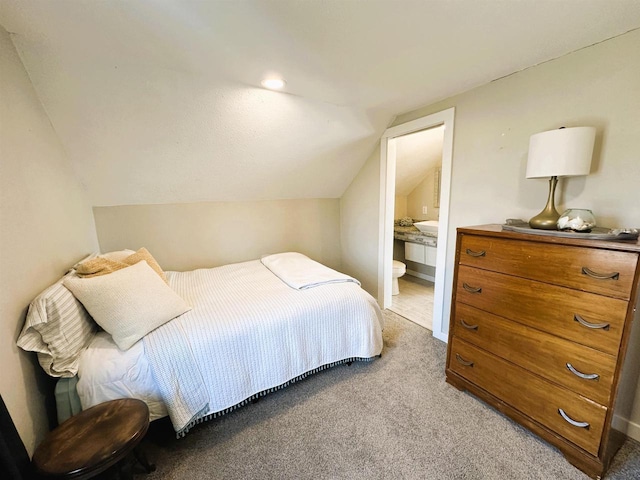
[18,250,384,437]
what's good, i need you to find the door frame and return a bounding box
[378,107,455,342]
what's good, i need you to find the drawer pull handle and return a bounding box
[581,267,619,281]
[566,363,600,381]
[465,248,486,257]
[558,409,590,429]
[462,283,482,294]
[460,319,479,330]
[574,314,610,331]
[455,354,474,367]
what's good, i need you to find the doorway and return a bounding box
[378,108,455,342]
[387,126,444,331]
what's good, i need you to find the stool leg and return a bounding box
[117,458,133,480]
[133,444,156,473]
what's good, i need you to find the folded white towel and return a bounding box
[261,252,360,290]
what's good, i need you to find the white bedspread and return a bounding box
[77,256,383,436]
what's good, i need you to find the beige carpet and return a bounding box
[139,311,640,479]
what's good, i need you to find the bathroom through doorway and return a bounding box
[387,126,444,331]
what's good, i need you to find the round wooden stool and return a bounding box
[32,398,153,479]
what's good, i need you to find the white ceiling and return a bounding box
[1,1,639,206]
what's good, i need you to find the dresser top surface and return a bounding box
[458,224,640,253]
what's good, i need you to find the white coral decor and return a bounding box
[557,210,596,231]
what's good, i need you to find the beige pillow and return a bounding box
[76,257,129,277]
[64,261,190,350]
[71,250,136,270]
[76,247,167,282]
[100,249,137,262]
[122,248,167,282]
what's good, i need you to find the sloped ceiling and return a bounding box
[395,126,444,197]
[1,1,638,206]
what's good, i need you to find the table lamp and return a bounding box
[526,126,596,229]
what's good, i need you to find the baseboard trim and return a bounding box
[405,269,435,283]
[433,331,448,343]
[612,413,640,442]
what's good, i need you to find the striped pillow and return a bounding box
[17,272,97,377]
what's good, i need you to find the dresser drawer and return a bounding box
[456,265,627,356]
[452,303,616,405]
[448,337,607,456]
[459,235,638,300]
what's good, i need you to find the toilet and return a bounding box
[392,260,406,295]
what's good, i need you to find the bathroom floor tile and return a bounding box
[388,275,434,330]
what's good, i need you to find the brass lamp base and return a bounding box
[529,211,560,230]
[529,176,560,230]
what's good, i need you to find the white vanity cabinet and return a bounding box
[405,242,437,266]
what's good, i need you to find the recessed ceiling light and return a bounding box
[261,77,286,90]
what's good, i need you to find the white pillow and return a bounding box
[64,261,190,350]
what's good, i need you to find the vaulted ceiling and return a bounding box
[395,126,444,197]
[1,1,638,206]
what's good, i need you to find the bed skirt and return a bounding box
[57,354,379,434]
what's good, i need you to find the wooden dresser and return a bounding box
[445,224,640,479]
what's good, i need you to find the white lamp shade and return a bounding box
[526,126,596,178]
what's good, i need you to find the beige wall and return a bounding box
[340,146,381,296]
[0,28,99,454]
[93,199,342,273]
[341,29,640,437]
[406,167,440,221]
[394,195,408,219]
